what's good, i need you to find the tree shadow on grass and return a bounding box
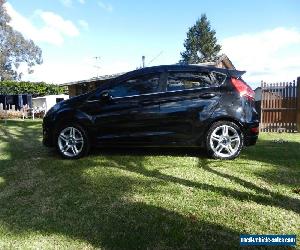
[198,163,300,214]
[93,136,300,190]
[240,138,300,188]
[0,121,243,249]
[0,121,298,249]
[100,152,300,215]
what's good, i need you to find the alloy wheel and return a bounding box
[209,125,241,158]
[58,127,84,158]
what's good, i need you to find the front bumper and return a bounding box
[42,116,55,147]
[43,128,54,147]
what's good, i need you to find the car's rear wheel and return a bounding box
[206,121,244,160]
[56,124,90,159]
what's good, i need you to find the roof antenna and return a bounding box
[147,51,163,66]
[93,56,101,77]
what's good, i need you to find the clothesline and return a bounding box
[0,94,32,111]
[0,94,34,124]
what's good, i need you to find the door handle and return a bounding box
[140,100,160,105]
[199,93,217,99]
[140,100,151,105]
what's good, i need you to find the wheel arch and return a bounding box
[53,109,93,142]
[208,116,244,130]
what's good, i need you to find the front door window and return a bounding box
[109,74,161,98]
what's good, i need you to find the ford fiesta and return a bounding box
[43,65,259,160]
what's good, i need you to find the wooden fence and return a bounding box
[260,77,300,132]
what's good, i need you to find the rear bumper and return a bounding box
[244,134,258,146]
[243,122,259,146]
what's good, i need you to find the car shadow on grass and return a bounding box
[0,121,298,249]
[0,121,243,249]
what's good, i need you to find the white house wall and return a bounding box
[33,95,69,112]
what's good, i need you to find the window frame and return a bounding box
[87,68,228,102]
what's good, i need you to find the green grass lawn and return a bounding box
[0,120,299,249]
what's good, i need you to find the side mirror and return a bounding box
[100,90,112,102]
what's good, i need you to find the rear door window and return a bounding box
[166,71,216,92]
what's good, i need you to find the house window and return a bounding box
[76,84,88,96]
[56,98,64,103]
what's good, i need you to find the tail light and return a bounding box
[250,127,259,134]
[231,77,255,100]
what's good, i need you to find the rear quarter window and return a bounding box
[212,71,227,85]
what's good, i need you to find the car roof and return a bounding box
[117,64,246,80]
[89,64,246,95]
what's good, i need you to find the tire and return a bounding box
[55,124,90,159]
[206,121,244,160]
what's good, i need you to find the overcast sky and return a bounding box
[5,0,300,88]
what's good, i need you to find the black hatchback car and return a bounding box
[43,65,259,160]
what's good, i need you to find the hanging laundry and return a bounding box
[5,95,14,110]
[0,94,33,110]
[5,95,14,104]
[27,95,32,108]
[0,95,5,110]
[22,95,28,106]
[18,95,23,110]
[13,95,24,110]
[0,95,5,105]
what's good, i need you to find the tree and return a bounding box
[180,14,221,64]
[0,0,42,81]
[0,81,67,97]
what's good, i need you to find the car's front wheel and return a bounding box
[56,124,90,159]
[206,121,244,160]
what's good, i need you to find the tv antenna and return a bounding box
[93,56,101,77]
[147,51,163,66]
